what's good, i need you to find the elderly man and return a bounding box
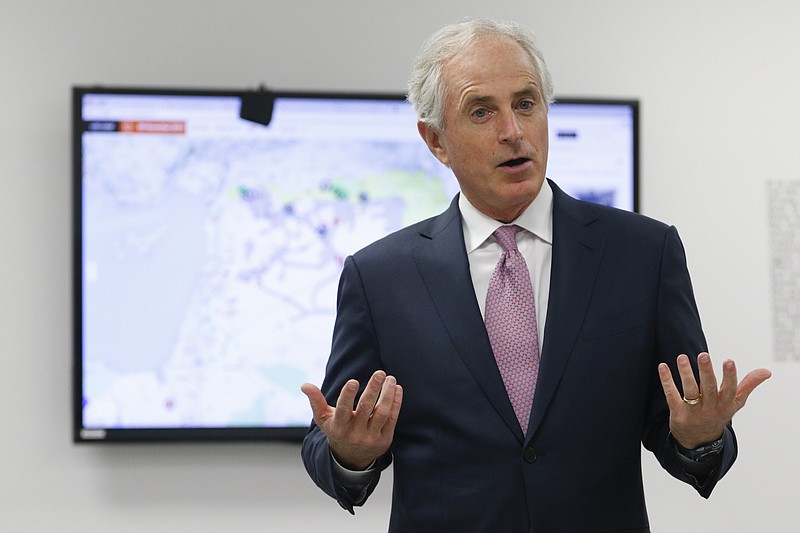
[301,18,770,532]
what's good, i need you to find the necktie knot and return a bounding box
[494,224,523,252]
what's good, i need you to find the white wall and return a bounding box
[1,1,797,531]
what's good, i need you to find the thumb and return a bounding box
[734,368,772,408]
[301,383,332,423]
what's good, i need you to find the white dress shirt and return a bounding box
[459,180,553,347]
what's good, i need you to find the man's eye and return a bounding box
[472,108,488,119]
[519,100,534,110]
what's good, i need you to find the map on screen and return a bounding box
[74,89,637,440]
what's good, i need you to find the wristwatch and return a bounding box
[674,435,724,462]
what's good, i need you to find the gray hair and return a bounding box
[407,18,554,131]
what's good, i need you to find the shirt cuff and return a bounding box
[670,434,724,481]
[330,452,377,497]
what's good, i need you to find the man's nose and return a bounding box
[497,111,523,144]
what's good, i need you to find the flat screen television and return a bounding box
[73,86,639,442]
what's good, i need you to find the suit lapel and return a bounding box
[412,196,525,441]
[525,182,606,440]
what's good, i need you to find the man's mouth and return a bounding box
[499,157,530,168]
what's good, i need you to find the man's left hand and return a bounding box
[658,352,772,449]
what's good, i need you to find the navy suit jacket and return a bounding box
[302,181,736,532]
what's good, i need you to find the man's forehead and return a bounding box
[442,36,541,94]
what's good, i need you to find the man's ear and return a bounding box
[417,120,450,166]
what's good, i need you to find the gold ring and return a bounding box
[682,396,701,405]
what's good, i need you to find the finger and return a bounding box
[697,352,719,398]
[353,370,387,422]
[733,368,773,408]
[718,359,738,405]
[658,362,683,412]
[380,384,404,437]
[334,379,360,422]
[676,354,700,400]
[369,375,399,427]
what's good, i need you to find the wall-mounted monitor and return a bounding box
[73,86,638,442]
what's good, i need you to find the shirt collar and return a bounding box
[459,179,554,254]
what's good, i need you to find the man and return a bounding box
[301,18,771,532]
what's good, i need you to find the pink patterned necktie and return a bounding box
[484,225,540,435]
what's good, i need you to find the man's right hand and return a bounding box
[301,370,403,471]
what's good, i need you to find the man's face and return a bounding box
[419,36,549,223]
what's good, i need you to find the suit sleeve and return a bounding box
[300,255,392,513]
[642,225,737,498]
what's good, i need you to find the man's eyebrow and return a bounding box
[513,83,541,99]
[460,93,494,108]
[460,83,542,109]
